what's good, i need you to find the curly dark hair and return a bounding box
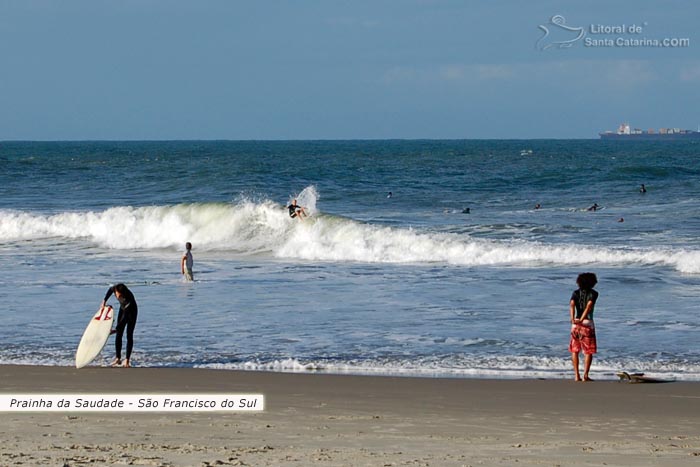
[576,272,598,290]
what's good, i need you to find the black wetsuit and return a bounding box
[104,285,138,361]
[571,289,598,320]
[288,204,300,218]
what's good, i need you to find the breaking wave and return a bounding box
[1,199,698,273]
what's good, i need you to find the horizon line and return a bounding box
[1,137,603,143]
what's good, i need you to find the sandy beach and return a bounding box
[0,365,698,466]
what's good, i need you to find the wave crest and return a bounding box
[1,201,698,273]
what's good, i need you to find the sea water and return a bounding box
[1,140,699,380]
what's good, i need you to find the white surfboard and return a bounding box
[75,305,114,369]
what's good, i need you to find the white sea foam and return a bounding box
[195,356,700,381]
[2,354,698,381]
[1,198,698,273]
[0,201,290,252]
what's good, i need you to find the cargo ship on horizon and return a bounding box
[599,123,700,140]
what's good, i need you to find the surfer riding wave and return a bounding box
[287,199,308,221]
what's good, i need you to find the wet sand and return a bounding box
[1,365,699,466]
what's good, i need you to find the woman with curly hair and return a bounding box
[569,272,598,382]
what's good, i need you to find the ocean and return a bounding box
[1,140,699,380]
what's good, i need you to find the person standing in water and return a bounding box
[181,242,194,281]
[102,283,138,368]
[568,272,599,382]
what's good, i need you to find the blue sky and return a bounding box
[1,0,698,139]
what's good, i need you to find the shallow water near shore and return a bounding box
[1,140,699,380]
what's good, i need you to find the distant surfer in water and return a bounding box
[587,203,599,211]
[181,242,194,281]
[288,199,307,221]
[102,283,138,368]
[640,184,647,193]
[568,272,598,382]
[387,191,393,198]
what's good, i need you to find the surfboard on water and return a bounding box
[75,305,114,369]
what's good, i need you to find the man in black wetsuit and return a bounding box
[287,199,307,221]
[102,283,138,368]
